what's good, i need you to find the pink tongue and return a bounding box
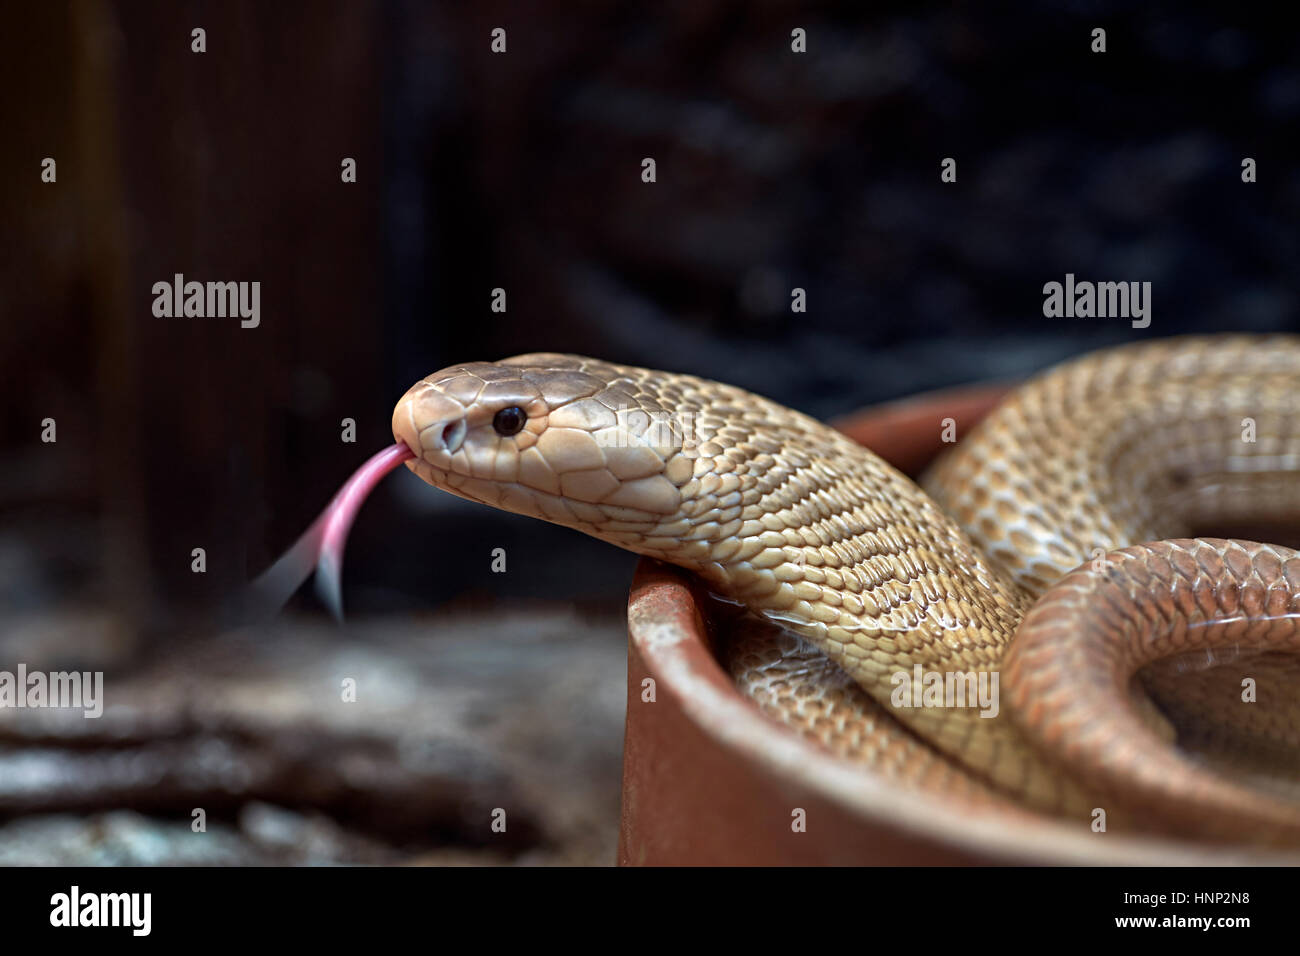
[250,442,416,620]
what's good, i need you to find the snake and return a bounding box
[253,334,1300,846]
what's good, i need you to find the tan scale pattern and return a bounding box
[1004,539,1300,840]
[721,612,1012,807]
[392,336,1300,842]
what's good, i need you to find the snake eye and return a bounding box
[493,406,527,437]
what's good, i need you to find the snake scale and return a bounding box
[262,334,1300,846]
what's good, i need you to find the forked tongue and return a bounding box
[248,442,415,621]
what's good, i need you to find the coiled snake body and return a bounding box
[272,335,1300,845]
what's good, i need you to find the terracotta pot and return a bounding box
[617,383,1295,866]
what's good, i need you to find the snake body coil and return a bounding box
[390,335,1300,843]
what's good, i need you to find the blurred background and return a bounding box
[0,1,1296,864]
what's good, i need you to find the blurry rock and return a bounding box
[0,607,624,864]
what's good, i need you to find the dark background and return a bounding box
[0,1,1296,863]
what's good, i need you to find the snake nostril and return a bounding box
[440,419,467,454]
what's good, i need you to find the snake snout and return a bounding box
[392,386,468,462]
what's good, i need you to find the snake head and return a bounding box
[392,354,693,545]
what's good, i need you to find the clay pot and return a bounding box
[617,384,1292,865]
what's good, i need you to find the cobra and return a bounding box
[254,335,1300,845]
